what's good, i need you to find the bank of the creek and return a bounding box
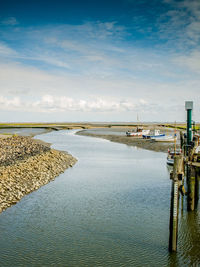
[0,135,77,213]
[76,129,178,153]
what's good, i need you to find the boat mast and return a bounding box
[174,121,176,155]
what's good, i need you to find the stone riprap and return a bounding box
[0,136,50,166]
[0,136,77,213]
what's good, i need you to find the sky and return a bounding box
[0,0,200,122]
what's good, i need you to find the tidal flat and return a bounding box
[76,126,179,153]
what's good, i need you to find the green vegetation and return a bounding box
[0,122,199,131]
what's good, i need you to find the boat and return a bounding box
[151,135,177,142]
[143,129,165,139]
[167,149,182,165]
[126,127,150,137]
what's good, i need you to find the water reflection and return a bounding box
[167,162,200,265]
[179,210,200,265]
[0,127,48,136]
[0,130,199,266]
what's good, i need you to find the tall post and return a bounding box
[185,101,193,154]
[187,109,192,145]
[195,168,200,207]
[169,155,183,252]
[187,166,196,211]
[185,101,195,212]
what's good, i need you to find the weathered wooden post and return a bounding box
[187,165,196,211]
[195,168,200,207]
[169,179,179,252]
[180,131,184,151]
[169,155,184,252]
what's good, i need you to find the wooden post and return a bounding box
[180,131,184,150]
[187,165,196,211]
[195,168,199,207]
[169,180,179,252]
[169,155,183,252]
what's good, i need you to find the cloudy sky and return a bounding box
[0,0,200,122]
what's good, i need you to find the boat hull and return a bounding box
[167,158,174,165]
[143,134,165,139]
[166,149,182,165]
[126,129,150,137]
[126,133,143,137]
[152,136,177,142]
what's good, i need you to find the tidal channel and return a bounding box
[0,130,199,266]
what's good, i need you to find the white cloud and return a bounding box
[173,50,200,73]
[35,95,137,113]
[0,23,127,73]
[0,43,17,56]
[0,16,200,122]
[1,92,199,123]
[1,17,19,26]
[158,0,200,47]
[0,96,21,109]
[0,94,137,113]
[35,56,71,69]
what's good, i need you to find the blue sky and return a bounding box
[0,0,200,122]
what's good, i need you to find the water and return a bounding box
[82,128,126,136]
[0,130,199,266]
[0,128,48,136]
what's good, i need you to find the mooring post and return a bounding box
[169,179,179,252]
[180,131,184,151]
[187,165,196,211]
[169,155,183,252]
[195,168,200,207]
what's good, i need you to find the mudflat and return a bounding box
[77,127,178,153]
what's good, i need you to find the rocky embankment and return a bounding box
[0,136,77,213]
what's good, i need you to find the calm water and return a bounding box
[0,128,48,136]
[0,130,199,266]
[82,128,126,136]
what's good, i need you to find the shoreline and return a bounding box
[76,130,178,153]
[0,135,77,213]
[0,127,178,213]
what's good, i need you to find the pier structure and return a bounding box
[169,101,200,252]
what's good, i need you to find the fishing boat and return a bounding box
[167,149,182,165]
[166,124,181,165]
[142,129,165,139]
[152,135,177,142]
[126,127,150,137]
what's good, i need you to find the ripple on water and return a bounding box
[0,130,200,267]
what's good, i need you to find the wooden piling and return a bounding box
[169,180,179,252]
[195,168,199,207]
[180,131,184,150]
[169,101,200,252]
[187,166,196,211]
[169,155,183,252]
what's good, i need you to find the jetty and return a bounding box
[169,101,200,252]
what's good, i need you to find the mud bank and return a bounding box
[0,136,77,213]
[76,130,178,153]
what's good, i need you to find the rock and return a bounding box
[0,136,77,213]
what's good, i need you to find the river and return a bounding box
[0,130,199,266]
